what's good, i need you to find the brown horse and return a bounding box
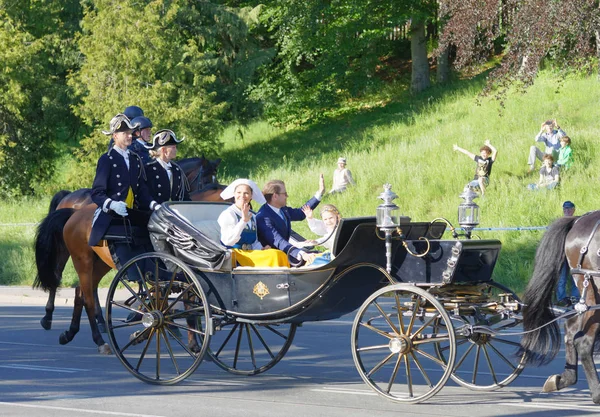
[35,192,227,352]
[520,211,600,404]
[33,156,226,333]
[34,158,227,350]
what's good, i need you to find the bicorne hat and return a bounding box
[145,129,184,150]
[102,114,140,135]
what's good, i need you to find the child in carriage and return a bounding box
[300,204,342,266]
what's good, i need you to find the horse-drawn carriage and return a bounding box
[103,198,525,403]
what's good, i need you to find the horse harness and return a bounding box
[569,215,600,314]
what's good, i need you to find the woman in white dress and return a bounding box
[218,179,289,267]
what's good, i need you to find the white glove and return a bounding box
[153,204,162,211]
[109,201,128,217]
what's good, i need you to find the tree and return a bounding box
[438,0,600,94]
[0,1,81,197]
[69,0,271,186]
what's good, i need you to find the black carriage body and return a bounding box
[148,202,501,324]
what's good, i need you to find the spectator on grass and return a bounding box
[556,201,580,307]
[556,136,573,171]
[453,140,498,196]
[527,154,559,190]
[528,119,566,173]
[329,157,355,194]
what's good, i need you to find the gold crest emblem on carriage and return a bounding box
[253,281,270,300]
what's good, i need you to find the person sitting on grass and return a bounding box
[556,136,573,171]
[527,154,560,190]
[528,119,566,173]
[453,140,498,196]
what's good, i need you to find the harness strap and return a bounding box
[576,219,600,268]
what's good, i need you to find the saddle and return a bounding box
[102,209,152,245]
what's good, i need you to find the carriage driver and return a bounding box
[144,129,191,203]
[89,113,161,275]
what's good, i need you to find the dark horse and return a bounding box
[520,211,600,404]
[33,156,226,349]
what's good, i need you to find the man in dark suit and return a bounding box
[145,129,190,203]
[89,113,160,273]
[256,175,325,266]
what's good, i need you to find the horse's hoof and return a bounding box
[59,332,70,345]
[98,343,112,355]
[97,322,107,334]
[542,374,560,392]
[40,318,52,331]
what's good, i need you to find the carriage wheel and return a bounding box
[105,252,211,385]
[352,284,456,404]
[433,281,526,391]
[199,313,297,376]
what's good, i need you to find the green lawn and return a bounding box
[2,70,597,294]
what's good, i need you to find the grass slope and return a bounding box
[1,70,598,293]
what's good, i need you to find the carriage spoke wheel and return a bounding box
[200,314,297,376]
[352,284,456,404]
[106,252,211,385]
[434,281,525,391]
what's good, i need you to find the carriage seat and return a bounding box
[168,201,230,244]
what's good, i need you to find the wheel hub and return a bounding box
[142,311,164,328]
[469,332,489,345]
[389,336,411,354]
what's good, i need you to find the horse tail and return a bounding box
[520,215,578,365]
[48,190,71,213]
[33,208,75,292]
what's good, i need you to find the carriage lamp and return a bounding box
[457,185,480,239]
[377,184,400,274]
[377,184,400,230]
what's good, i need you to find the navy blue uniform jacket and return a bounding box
[256,197,320,259]
[129,140,152,164]
[89,149,154,246]
[145,160,191,203]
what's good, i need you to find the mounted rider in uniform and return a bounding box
[145,129,191,203]
[107,105,145,152]
[89,113,160,274]
[129,116,153,164]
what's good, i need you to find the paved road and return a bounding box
[0,291,598,417]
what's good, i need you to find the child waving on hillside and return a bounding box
[453,140,498,196]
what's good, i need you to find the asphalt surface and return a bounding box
[0,286,124,307]
[1,287,600,416]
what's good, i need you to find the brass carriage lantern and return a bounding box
[458,185,480,239]
[377,184,400,274]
